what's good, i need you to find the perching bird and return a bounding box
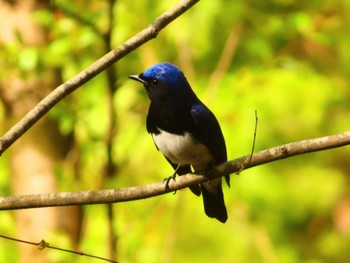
[129,62,230,223]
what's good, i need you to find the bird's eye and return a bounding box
[150,78,159,87]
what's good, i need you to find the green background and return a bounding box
[0,0,350,262]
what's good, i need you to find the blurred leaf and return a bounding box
[18,47,38,71]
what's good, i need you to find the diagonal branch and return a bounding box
[0,0,200,155]
[1,131,349,210]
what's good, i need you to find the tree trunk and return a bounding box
[0,1,81,261]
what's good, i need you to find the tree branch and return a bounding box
[1,131,349,210]
[0,0,200,155]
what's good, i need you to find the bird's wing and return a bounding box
[191,103,230,187]
[190,104,227,164]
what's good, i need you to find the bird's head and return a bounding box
[129,62,195,102]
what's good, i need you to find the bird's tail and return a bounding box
[201,178,227,223]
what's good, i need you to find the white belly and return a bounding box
[152,129,213,169]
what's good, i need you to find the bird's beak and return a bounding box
[129,74,147,85]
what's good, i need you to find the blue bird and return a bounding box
[129,62,230,223]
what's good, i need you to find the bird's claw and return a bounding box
[163,172,177,194]
[204,165,214,180]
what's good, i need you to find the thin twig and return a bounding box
[0,234,117,263]
[1,131,349,210]
[0,0,200,155]
[237,110,258,174]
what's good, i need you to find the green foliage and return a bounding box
[1,0,350,262]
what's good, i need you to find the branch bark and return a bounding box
[1,131,349,210]
[0,0,200,155]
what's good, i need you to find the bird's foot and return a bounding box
[163,171,177,194]
[204,165,214,180]
[163,164,183,194]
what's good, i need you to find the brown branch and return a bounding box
[1,131,349,210]
[0,0,200,155]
